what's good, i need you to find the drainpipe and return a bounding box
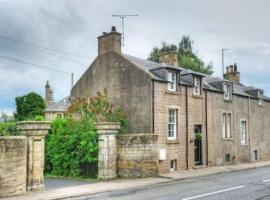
[248,96,251,162]
[185,86,189,170]
[205,90,209,166]
[152,80,155,133]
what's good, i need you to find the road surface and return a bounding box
[66,166,270,200]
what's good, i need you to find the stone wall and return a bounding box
[0,136,27,197]
[117,134,158,178]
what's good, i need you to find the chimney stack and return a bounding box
[223,63,240,83]
[159,51,179,67]
[98,26,121,55]
[45,81,54,106]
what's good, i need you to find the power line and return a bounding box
[0,55,72,75]
[0,35,89,60]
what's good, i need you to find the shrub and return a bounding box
[0,122,18,136]
[45,116,98,177]
[45,89,128,178]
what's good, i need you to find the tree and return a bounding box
[147,36,213,75]
[14,92,45,121]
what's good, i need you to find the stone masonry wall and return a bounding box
[117,134,158,178]
[153,81,210,173]
[0,136,27,197]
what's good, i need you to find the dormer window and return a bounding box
[223,83,231,101]
[168,71,177,91]
[258,91,263,106]
[193,77,201,95]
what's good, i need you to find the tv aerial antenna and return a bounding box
[112,14,139,46]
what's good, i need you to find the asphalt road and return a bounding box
[66,166,270,200]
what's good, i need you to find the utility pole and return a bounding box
[112,14,139,46]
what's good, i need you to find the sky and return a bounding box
[0,0,270,114]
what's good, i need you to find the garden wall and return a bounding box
[116,134,158,178]
[0,136,27,197]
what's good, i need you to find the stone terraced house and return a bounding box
[50,26,270,174]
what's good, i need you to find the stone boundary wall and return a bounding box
[0,136,27,197]
[116,134,158,178]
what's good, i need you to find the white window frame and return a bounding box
[168,109,177,140]
[223,83,231,100]
[193,77,201,95]
[258,91,263,106]
[240,120,247,145]
[170,159,177,172]
[168,71,177,91]
[222,113,232,139]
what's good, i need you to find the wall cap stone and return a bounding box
[16,121,51,136]
[95,122,121,134]
[0,136,27,140]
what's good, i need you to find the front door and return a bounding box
[194,125,203,165]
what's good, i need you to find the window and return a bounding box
[223,83,231,100]
[168,71,177,91]
[240,120,247,145]
[168,109,177,140]
[222,113,232,138]
[170,159,177,172]
[258,91,263,106]
[193,77,201,95]
[57,113,63,118]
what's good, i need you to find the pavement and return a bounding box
[3,160,270,200]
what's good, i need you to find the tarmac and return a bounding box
[3,161,270,200]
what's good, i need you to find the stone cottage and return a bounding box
[66,26,270,174]
[44,81,70,120]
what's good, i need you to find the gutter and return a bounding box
[248,96,251,162]
[185,86,189,170]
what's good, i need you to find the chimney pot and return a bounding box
[234,63,237,72]
[226,66,229,73]
[111,26,116,32]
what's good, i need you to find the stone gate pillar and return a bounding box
[95,122,120,180]
[17,121,51,191]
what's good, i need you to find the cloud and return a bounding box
[0,0,269,113]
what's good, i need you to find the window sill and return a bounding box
[224,99,232,103]
[258,104,264,107]
[166,90,180,95]
[192,94,203,98]
[222,138,233,141]
[241,143,248,146]
[166,139,179,144]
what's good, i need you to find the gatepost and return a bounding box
[95,122,120,180]
[17,121,51,191]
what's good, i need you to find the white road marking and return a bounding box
[182,185,246,200]
[263,179,270,183]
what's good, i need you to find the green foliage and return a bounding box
[68,89,129,134]
[15,92,45,121]
[195,133,202,140]
[34,115,45,121]
[45,116,98,177]
[0,122,18,136]
[45,89,128,178]
[147,36,213,75]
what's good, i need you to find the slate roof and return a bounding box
[123,54,270,100]
[45,97,70,112]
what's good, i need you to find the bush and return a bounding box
[0,122,18,136]
[45,115,98,177]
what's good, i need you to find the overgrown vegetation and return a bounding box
[45,89,128,178]
[0,122,18,136]
[148,36,213,75]
[14,92,45,121]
